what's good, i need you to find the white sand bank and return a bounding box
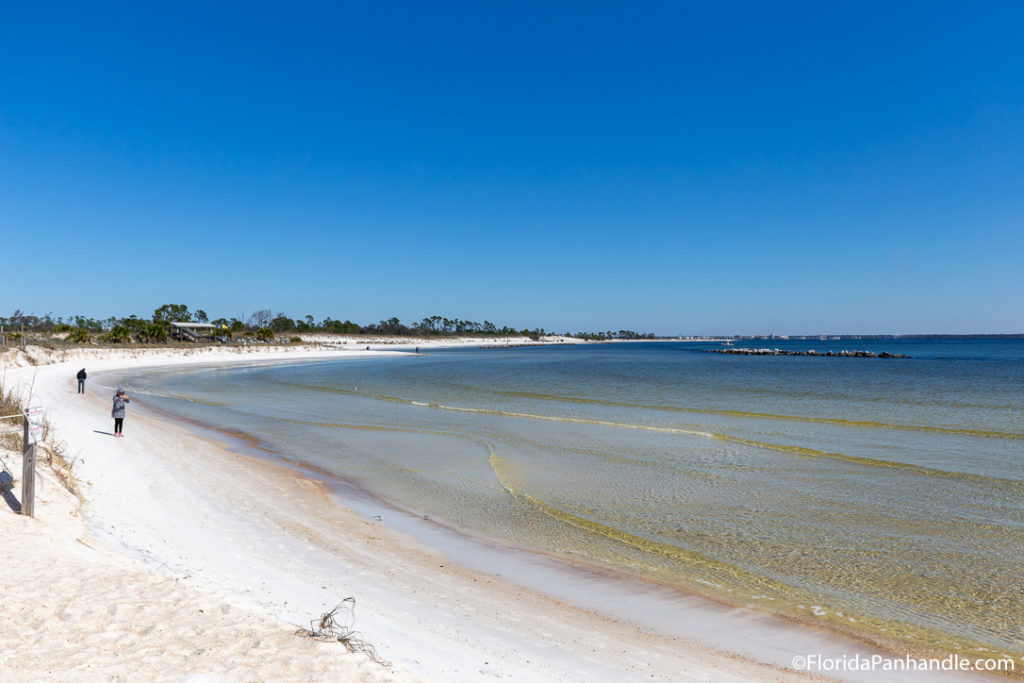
[2,342,839,681]
[0,445,401,681]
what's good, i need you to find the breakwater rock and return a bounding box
[707,348,910,358]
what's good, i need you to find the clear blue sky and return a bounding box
[2,1,1022,335]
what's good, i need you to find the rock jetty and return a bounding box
[707,348,910,358]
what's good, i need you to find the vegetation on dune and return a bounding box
[66,327,90,344]
[0,377,81,504]
[0,383,23,452]
[0,306,654,347]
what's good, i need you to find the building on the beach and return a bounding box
[170,322,222,342]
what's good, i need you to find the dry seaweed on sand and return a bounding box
[295,597,386,665]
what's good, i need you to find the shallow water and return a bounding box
[119,339,1024,661]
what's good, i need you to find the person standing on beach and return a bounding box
[111,387,130,437]
[76,368,87,394]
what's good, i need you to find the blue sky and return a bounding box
[2,1,1022,335]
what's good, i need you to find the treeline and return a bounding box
[1,307,654,344]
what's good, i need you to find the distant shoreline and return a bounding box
[662,333,1024,341]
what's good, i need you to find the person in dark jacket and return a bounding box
[111,387,131,437]
[76,368,87,394]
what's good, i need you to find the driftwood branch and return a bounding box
[295,597,386,666]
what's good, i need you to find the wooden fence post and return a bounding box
[21,407,42,517]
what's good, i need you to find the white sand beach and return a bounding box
[1,340,843,681]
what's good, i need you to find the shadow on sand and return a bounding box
[0,471,20,512]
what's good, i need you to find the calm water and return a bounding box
[121,338,1024,659]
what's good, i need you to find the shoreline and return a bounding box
[1,342,1000,680]
[131,389,889,674]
